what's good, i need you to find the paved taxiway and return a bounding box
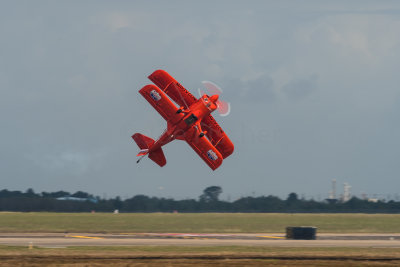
[1,233,400,248]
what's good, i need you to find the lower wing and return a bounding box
[139,84,178,121]
[184,127,223,171]
[201,114,234,159]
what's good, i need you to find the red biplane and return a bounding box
[132,70,234,170]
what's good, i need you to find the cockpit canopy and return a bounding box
[184,114,198,125]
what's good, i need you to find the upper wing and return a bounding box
[184,127,223,171]
[139,84,178,121]
[148,69,197,108]
[201,115,234,159]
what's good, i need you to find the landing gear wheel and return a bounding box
[199,132,205,138]
[176,109,183,114]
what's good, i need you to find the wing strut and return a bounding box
[174,83,189,109]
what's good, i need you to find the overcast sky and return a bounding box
[1,1,400,200]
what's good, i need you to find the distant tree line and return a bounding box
[1,186,400,213]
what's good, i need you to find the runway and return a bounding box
[1,233,400,248]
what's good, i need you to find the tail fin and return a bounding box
[148,148,166,167]
[132,133,166,167]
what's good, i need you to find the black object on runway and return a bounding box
[286,226,317,240]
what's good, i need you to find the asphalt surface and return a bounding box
[1,233,400,248]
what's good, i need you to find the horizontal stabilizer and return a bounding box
[148,148,166,167]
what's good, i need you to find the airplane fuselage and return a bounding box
[148,95,218,153]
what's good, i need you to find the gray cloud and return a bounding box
[1,1,400,199]
[223,74,275,104]
[281,74,318,100]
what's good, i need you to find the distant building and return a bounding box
[343,183,351,202]
[326,179,338,204]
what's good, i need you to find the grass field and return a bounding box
[1,212,400,233]
[2,213,400,266]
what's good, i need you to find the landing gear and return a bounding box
[136,154,146,164]
[199,132,205,138]
[176,109,183,114]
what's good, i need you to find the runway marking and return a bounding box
[258,235,285,239]
[121,233,286,240]
[66,235,104,239]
